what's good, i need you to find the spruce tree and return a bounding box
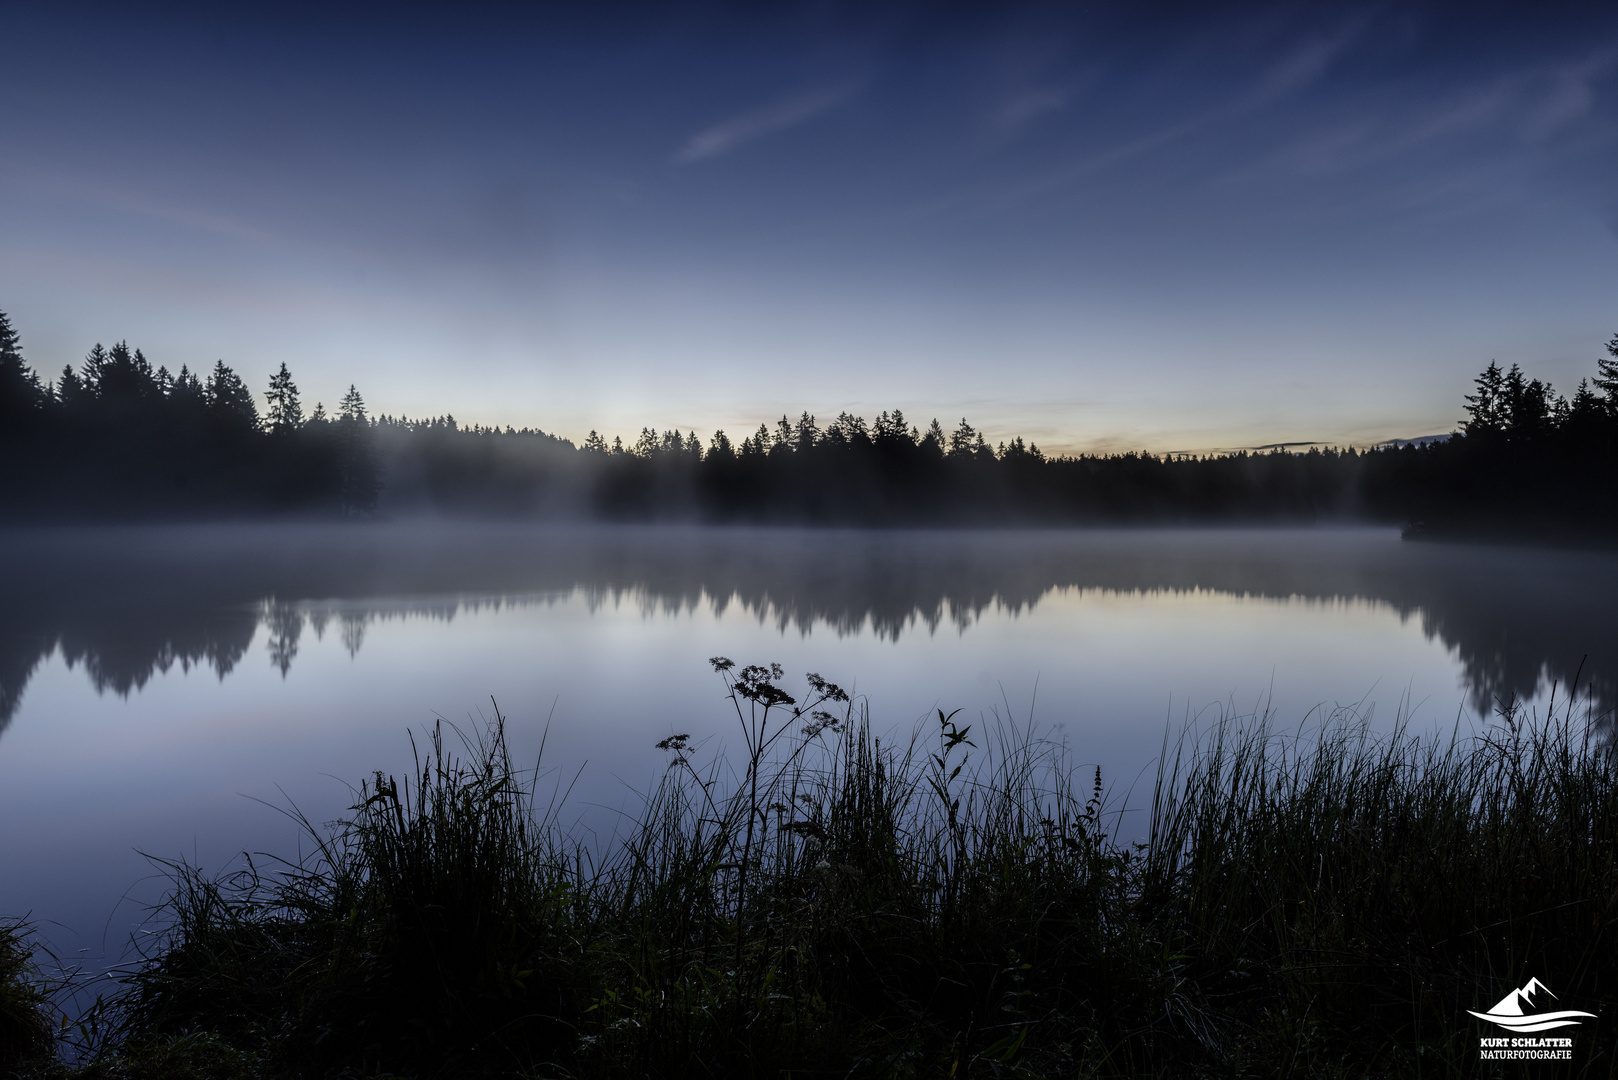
[1595,333,1618,413]
[55,366,87,409]
[1462,361,1506,437]
[168,365,207,417]
[206,361,259,428]
[794,412,819,451]
[79,344,109,399]
[0,309,44,422]
[336,384,378,513]
[264,362,303,432]
[92,342,158,402]
[949,418,977,456]
[339,384,367,424]
[1568,379,1602,424]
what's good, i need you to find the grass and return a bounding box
[9,662,1618,1078]
[1,917,58,1078]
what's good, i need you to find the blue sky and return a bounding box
[2,2,1616,453]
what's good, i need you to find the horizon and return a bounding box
[3,2,1616,455]
[1,323,1465,455]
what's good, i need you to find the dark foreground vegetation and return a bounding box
[4,661,1616,1078]
[5,307,1618,534]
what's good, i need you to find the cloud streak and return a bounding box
[676,82,861,163]
[2,165,279,245]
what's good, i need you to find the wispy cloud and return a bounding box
[966,16,1371,213]
[3,164,278,244]
[1232,39,1618,188]
[1236,20,1366,111]
[1521,46,1618,139]
[676,81,861,163]
[995,86,1071,135]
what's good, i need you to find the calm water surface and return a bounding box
[2,524,1614,971]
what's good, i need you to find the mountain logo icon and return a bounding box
[1468,978,1596,1033]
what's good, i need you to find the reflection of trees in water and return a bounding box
[0,525,1614,735]
[576,584,1006,641]
[52,611,255,704]
[262,601,303,677]
[340,612,367,657]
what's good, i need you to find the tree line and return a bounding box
[3,308,1616,534]
[1369,340,1618,539]
[0,311,378,517]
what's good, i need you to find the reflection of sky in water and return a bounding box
[1,524,1614,975]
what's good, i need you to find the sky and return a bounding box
[2,1,1616,455]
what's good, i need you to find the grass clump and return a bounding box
[44,665,1618,1078]
[1,918,59,1078]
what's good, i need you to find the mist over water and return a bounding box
[2,523,1614,973]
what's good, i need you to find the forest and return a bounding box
[3,309,1616,535]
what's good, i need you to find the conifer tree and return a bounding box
[335,384,378,513]
[1595,333,1618,413]
[1462,361,1506,436]
[264,362,303,432]
[339,385,367,424]
[55,366,87,408]
[169,365,206,414]
[92,342,158,402]
[207,361,259,428]
[0,309,44,422]
[949,418,977,456]
[873,410,909,446]
[794,412,819,451]
[79,344,109,399]
[1567,379,1602,429]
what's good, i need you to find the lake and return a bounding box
[2,523,1614,975]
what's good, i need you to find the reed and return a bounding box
[0,918,58,1077]
[39,666,1618,1078]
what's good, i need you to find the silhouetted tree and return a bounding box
[948,418,976,457]
[86,342,159,404]
[207,361,259,430]
[1462,361,1507,437]
[1594,332,1618,415]
[169,365,205,413]
[0,310,44,426]
[55,365,88,409]
[264,363,303,433]
[335,385,378,513]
